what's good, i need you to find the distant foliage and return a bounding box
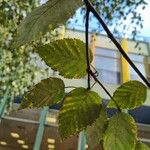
[73,0,147,38]
[0,0,51,109]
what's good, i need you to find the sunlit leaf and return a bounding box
[20,77,65,109]
[86,106,107,149]
[108,80,147,109]
[36,38,93,78]
[13,0,82,47]
[58,87,102,140]
[104,112,137,150]
[135,141,150,150]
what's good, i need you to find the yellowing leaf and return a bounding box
[58,88,102,140]
[20,77,65,109]
[108,80,147,109]
[36,38,92,78]
[14,0,82,47]
[104,112,137,150]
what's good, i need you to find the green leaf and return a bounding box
[36,38,92,78]
[104,112,137,150]
[58,87,102,140]
[20,77,65,109]
[14,0,82,47]
[108,80,147,109]
[135,141,150,150]
[86,106,107,150]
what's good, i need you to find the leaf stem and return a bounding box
[85,7,91,90]
[89,69,121,112]
[84,0,150,89]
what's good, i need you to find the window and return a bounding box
[129,53,150,82]
[94,47,121,84]
[129,106,150,124]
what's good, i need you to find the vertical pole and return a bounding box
[145,43,150,80]
[121,39,129,113]
[121,39,130,83]
[33,107,49,150]
[77,132,86,150]
[144,57,150,80]
[0,90,9,118]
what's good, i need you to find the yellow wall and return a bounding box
[121,39,130,83]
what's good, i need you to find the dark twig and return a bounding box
[85,7,91,90]
[89,69,121,112]
[84,0,121,111]
[84,0,150,88]
[90,64,99,77]
[65,86,77,89]
[90,81,97,89]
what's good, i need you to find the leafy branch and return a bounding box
[11,0,149,149]
[89,69,121,112]
[85,4,121,112]
[84,0,150,88]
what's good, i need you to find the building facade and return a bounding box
[0,29,150,149]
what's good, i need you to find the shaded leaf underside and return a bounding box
[86,106,107,149]
[14,0,83,47]
[20,77,65,109]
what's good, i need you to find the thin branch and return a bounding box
[91,81,97,89]
[65,86,77,89]
[90,64,99,77]
[85,7,91,90]
[89,69,121,112]
[84,0,121,111]
[84,0,150,88]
